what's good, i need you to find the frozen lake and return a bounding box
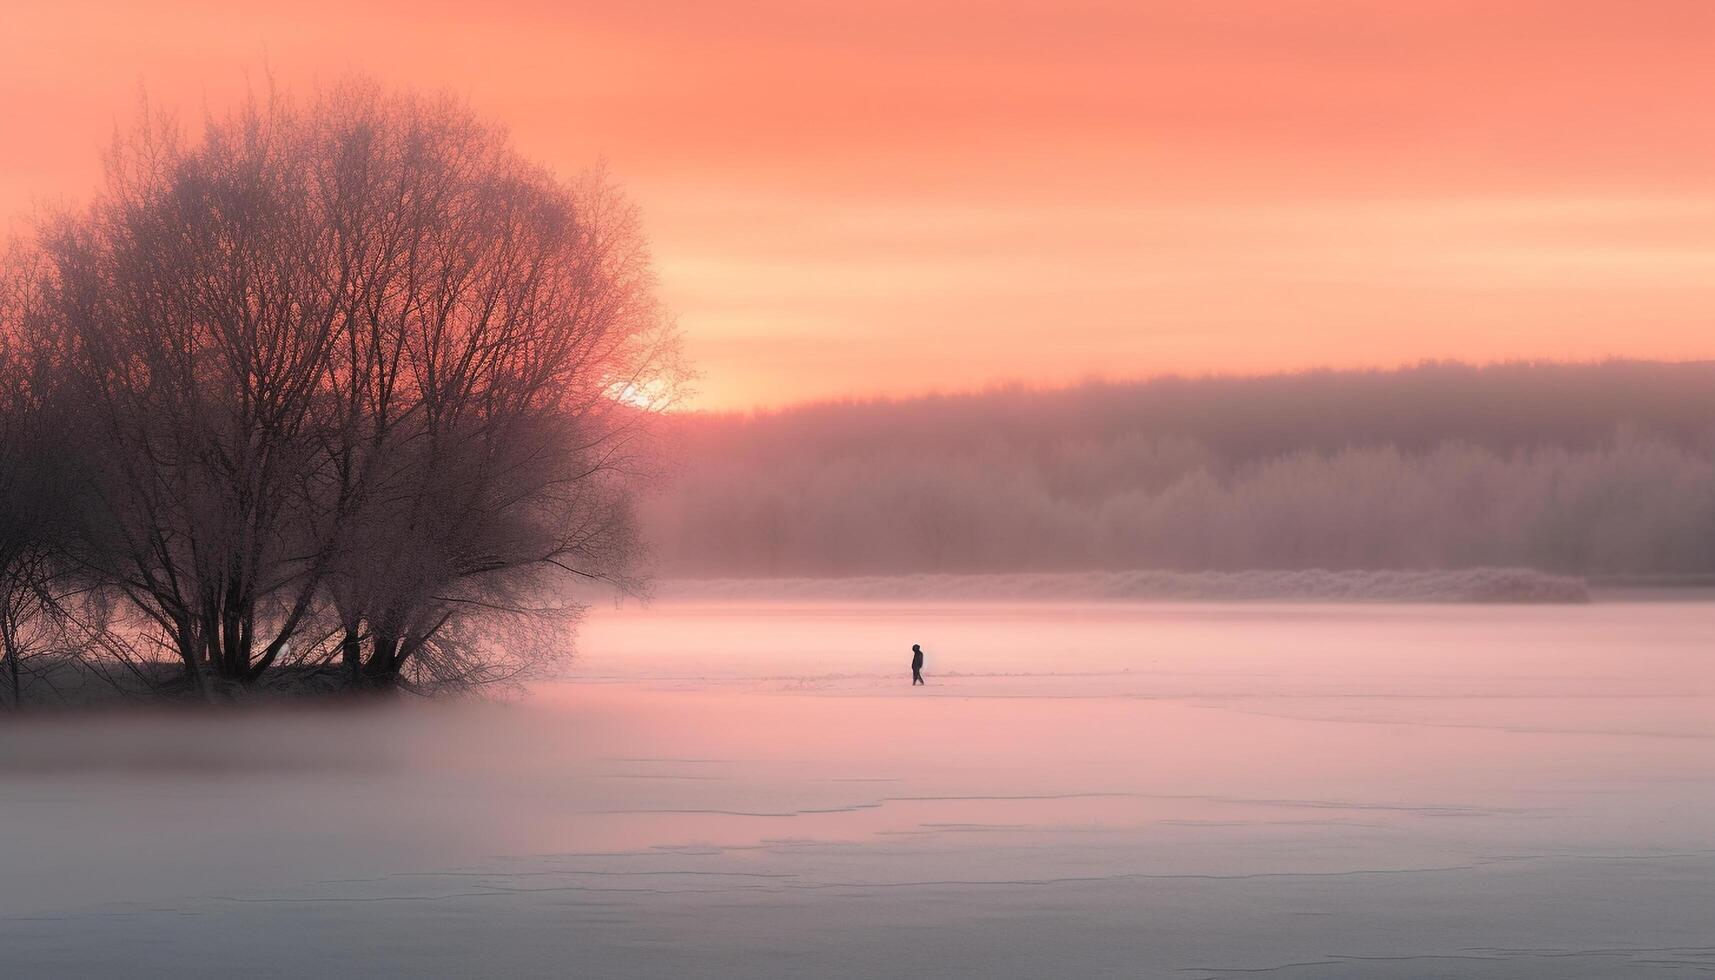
[3,600,1713,978]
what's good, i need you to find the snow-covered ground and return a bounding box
[3,600,1712,978]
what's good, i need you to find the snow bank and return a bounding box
[661,568,1591,603]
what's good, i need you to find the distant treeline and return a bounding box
[644,361,1715,578]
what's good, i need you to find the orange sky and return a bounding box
[2,0,1712,409]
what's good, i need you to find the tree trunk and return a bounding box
[362,632,403,691]
[1,604,19,709]
[221,576,246,679]
[341,625,363,685]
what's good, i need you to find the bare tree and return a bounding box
[0,243,86,705]
[301,85,679,690]
[27,79,682,694]
[39,93,346,689]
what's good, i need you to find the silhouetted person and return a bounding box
[911,643,925,685]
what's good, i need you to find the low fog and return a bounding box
[645,361,1715,579]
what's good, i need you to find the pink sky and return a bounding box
[3,0,1712,409]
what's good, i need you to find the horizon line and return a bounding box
[676,355,1715,419]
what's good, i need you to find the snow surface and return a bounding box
[1,599,1710,978]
